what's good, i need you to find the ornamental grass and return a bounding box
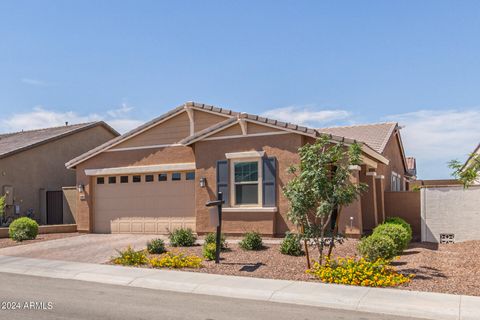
[306,257,414,287]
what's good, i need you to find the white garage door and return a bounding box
[93,171,195,234]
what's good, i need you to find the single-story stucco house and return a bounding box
[0,122,119,225]
[66,102,414,238]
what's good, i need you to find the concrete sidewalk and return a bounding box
[0,255,477,320]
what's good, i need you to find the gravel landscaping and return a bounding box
[0,233,80,249]
[142,239,480,296]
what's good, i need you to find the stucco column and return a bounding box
[339,165,363,239]
[360,167,378,233]
[375,175,385,223]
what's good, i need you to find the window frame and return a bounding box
[145,174,154,182]
[186,171,195,181]
[108,176,116,184]
[172,172,182,181]
[96,177,105,185]
[230,158,263,207]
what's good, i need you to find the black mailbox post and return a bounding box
[205,192,224,264]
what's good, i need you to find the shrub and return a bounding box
[169,228,197,247]
[358,233,397,261]
[373,223,410,254]
[9,217,38,242]
[280,232,304,256]
[202,243,217,261]
[149,251,202,269]
[147,238,166,254]
[307,257,414,287]
[204,232,227,249]
[112,246,148,266]
[385,217,413,242]
[239,231,263,250]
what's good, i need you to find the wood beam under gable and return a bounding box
[185,104,195,136]
[238,118,247,135]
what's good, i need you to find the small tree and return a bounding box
[283,136,366,265]
[449,153,480,188]
[0,195,5,218]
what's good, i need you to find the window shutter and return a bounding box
[216,160,229,206]
[262,157,277,207]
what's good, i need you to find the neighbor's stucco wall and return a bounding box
[74,146,195,232]
[0,125,116,224]
[421,186,480,243]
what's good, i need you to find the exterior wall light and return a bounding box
[199,177,206,188]
[77,184,85,193]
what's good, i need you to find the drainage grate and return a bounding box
[440,233,455,244]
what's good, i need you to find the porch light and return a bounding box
[199,177,206,188]
[77,184,85,193]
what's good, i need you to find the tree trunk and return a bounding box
[301,224,311,269]
[327,207,342,259]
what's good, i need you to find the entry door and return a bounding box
[47,191,63,225]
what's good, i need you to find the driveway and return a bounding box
[0,234,161,263]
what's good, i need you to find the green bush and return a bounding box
[9,217,38,242]
[202,243,217,261]
[169,228,197,247]
[239,231,263,250]
[385,217,413,242]
[358,234,397,261]
[113,246,148,266]
[147,238,166,254]
[373,223,410,254]
[204,232,227,249]
[280,232,304,256]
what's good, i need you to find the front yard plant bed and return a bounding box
[111,239,480,296]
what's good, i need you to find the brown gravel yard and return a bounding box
[143,239,480,296]
[0,233,80,249]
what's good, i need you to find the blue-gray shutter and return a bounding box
[216,160,229,206]
[262,157,277,207]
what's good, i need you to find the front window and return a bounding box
[233,161,260,205]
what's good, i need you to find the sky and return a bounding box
[1,1,480,179]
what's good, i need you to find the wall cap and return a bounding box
[348,165,361,171]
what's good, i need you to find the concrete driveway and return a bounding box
[0,234,161,263]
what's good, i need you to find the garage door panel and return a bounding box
[94,173,195,234]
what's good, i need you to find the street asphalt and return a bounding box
[0,273,422,320]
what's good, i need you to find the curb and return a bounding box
[0,255,477,320]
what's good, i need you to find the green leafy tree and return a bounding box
[283,136,366,265]
[449,153,480,188]
[0,195,5,218]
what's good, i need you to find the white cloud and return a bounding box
[385,109,480,179]
[21,78,54,87]
[261,105,351,127]
[0,104,143,134]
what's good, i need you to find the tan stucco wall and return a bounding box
[75,146,195,232]
[0,125,116,224]
[62,186,77,224]
[377,132,408,192]
[384,191,421,239]
[193,110,229,133]
[193,134,303,236]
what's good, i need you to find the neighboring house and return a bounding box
[0,122,119,225]
[66,102,414,238]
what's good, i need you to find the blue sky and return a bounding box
[1,1,480,179]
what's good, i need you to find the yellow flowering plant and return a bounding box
[150,250,202,269]
[112,246,148,266]
[306,257,414,287]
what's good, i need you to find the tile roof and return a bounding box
[0,122,118,159]
[317,122,398,154]
[66,101,391,168]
